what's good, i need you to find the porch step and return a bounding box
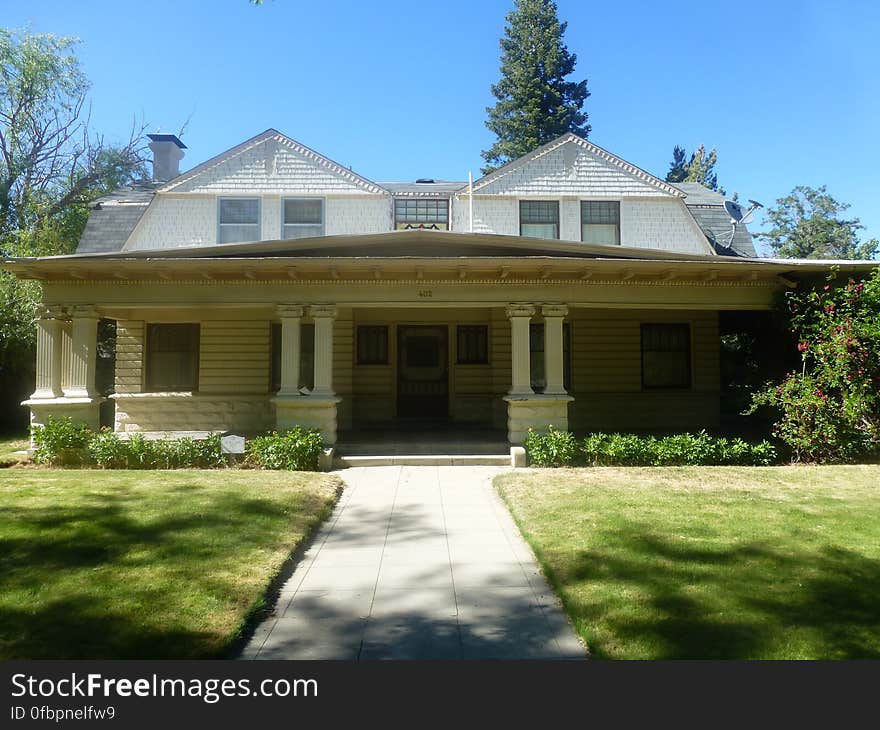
[334,453,512,468]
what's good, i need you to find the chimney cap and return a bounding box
[147,133,187,149]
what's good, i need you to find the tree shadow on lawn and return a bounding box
[0,483,332,659]
[556,527,880,659]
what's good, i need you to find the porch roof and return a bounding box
[5,228,879,273]
[3,251,876,287]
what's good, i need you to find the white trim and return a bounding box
[281,197,326,239]
[217,197,262,244]
[469,133,685,197]
[160,129,388,195]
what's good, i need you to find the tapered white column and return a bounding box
[542,304,568,395]
[276,305,303,396]
[311,305,337,396]
[64,305,99,398]
[31,307,65,399]
[507,304,535,395]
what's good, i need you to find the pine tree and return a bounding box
[481,0,590,174]
[665,144,723,193]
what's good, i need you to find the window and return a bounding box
[218,198,260,243]
[270,323,315,391]
[145,323,199,391]
[394,199,449,230]
[357,325,389,365]
[283,198,324,239]
[581,201,620,245]
[529,323,571,392]
[520,200,559,239]
[457,325,489,364]
[641,323,691,389]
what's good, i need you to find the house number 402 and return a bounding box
[418,290,433,298]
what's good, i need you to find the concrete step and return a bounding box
[334,454,512,468]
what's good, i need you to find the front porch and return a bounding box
[14,249,796,450]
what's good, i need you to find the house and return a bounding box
[5,129,875,458]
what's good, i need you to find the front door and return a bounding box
[397,326,448,418]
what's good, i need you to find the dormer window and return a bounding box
[581,201,620,245]
[283,198,324,239]
[395,199,449,230]
[218,198,260,243]
[520,200,559,239]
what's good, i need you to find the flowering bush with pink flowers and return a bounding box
[748,268,880,462]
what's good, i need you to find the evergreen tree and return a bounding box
[481,0,590,174]
[665,144,723,194]
[757,185,878,260]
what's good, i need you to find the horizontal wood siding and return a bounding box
[568,308,720,432]
[114,320,144,394]
[199,320,270,395]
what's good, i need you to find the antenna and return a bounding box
[723,198,763,249]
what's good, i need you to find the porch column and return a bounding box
[31,306,65,399]
[542,304,568,395]
[64,305,99,398]
[311,305,337,396]
[25,305,102,435]
[275,304,340,447]
[276,305,303,396]
[506,303,535,395]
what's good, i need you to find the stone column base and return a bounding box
[23,397,105,445]
[273,395,341,445]
[503,393,574,445]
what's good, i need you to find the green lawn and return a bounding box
[497,466,880,660]
[0,435,28,464]
[0,469,340,659]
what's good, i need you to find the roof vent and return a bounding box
[415,178,435,184]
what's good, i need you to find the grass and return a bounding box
[0,468,340,659]
[0,434,29,464]
[497,466,880,660]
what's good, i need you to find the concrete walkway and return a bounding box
[241,466,585,660]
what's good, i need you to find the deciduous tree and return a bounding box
[0,28,148,430]
[757,185,878,260]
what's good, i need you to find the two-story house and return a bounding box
[6,129,873,461]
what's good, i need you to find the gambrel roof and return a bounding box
[672,182,757,257]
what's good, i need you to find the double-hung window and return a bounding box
[145,323,199,392]
[641,323,691,389]
[218,198,260,243]
[457,325,489,365]
[283,198,324,239]
[357,326,389,365]
[520,201,559,239]
[581,201,620,244]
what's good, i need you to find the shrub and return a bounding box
[125,433,158,469]
[748,269,880,462]
[31,416,92,466]
[88,431,226,469]
[524,426,578,467]
[581,431,777,467]
[88,429,129,469]
[246,428,324,471]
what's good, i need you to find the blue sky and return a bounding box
[6,0,879,254]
